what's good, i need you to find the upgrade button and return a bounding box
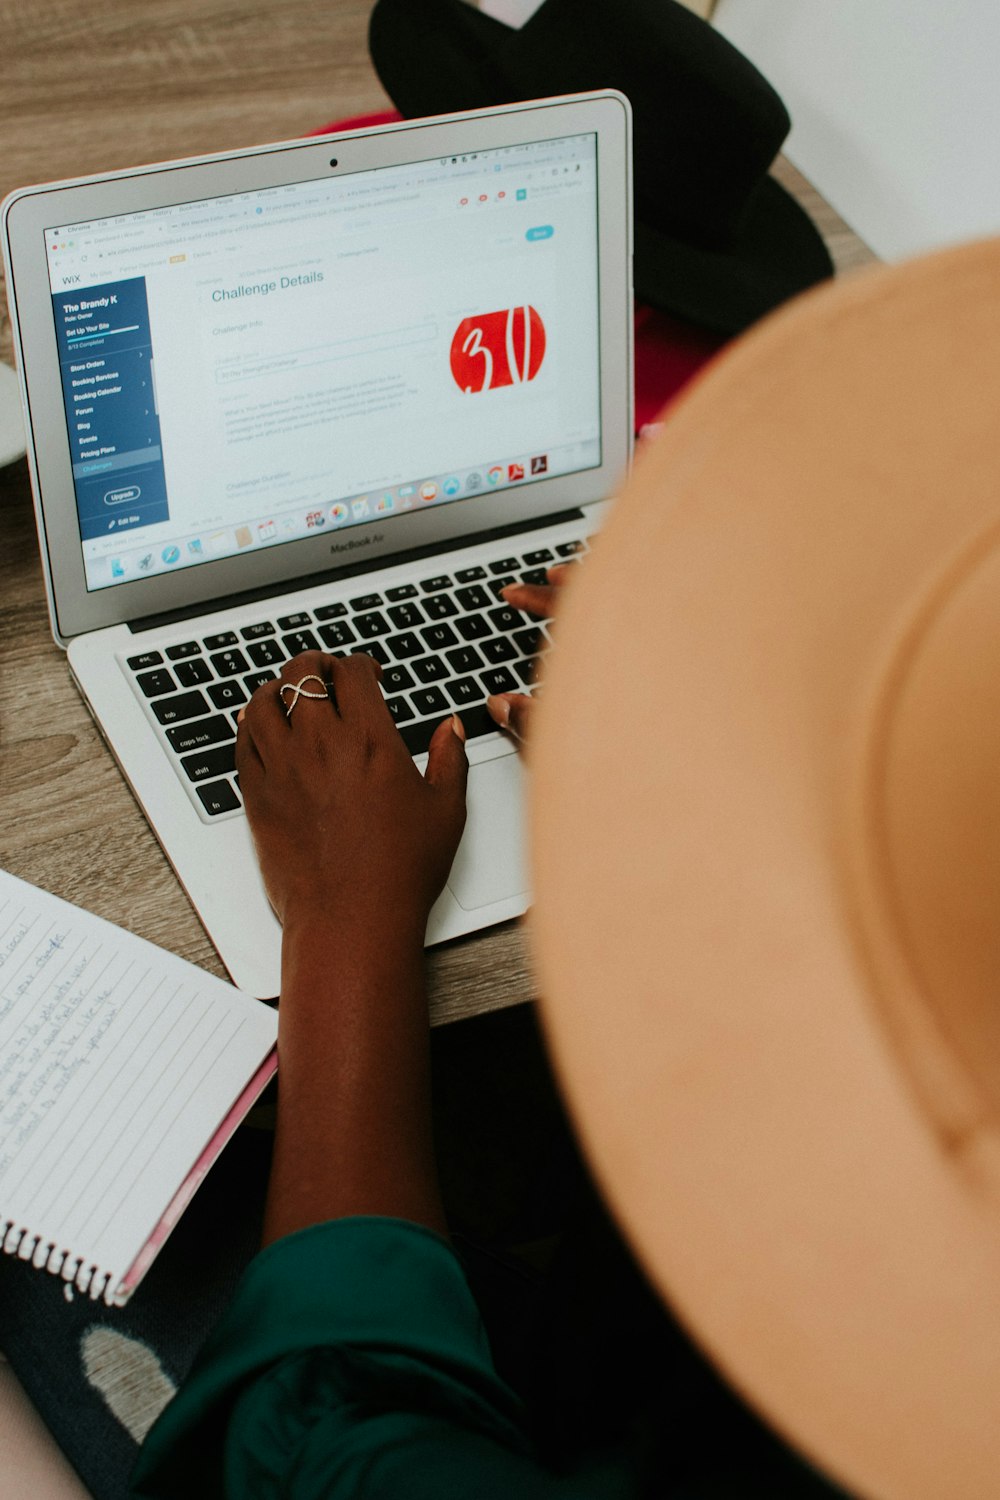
[525,225,554,241]
[104,484,141,506]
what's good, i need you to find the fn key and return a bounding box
[196,779,241,816]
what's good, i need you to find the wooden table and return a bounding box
[0,0,874,1025]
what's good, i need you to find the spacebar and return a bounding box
[398,703,497,757]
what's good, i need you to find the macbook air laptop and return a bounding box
[2,92,633,998]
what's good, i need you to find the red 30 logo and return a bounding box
[450,305,546,393]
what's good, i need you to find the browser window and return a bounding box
[45,133,601,593]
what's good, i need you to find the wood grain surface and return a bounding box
[0,0,872,1023]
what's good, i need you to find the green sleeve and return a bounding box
[130,1216,628,1500]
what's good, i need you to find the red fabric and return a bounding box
[310,113,727,431]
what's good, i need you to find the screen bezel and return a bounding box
[2,93,632,646]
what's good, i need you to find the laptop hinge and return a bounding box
[127,509,586,634]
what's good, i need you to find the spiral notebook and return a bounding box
[0,868,278,1306]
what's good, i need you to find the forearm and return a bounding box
[262,913,447,1246]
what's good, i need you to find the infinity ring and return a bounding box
[280,675,329,719]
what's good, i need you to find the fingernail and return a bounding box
[487,694,510,727]
[451,713,466,741]
[237,708,246,723]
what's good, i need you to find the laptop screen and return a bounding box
[43,132,601,595]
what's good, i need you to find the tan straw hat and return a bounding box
[530,238,1000,1500]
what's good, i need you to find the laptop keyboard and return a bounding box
[120,536,587,821]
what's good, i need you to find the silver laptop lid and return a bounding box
[3,93,632,646]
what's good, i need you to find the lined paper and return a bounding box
[0,870,277,1298]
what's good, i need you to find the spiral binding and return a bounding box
[2,1220,115,1302]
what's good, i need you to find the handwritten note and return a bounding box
[0,871,277,1301]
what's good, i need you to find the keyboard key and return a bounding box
[282,629,320,655]
[480,666,519,696]
[454,702,497,741]
[278,612,312,630]
[319,620,357,649]
[244,670,277,694]
[398,700,502,753]
[353,642,390,666]
[455,613,491,642]
[514,658,536,685]
[488,606,523,634]
[411,686,449,718]
[175,658,213,688]
[421,623,458,652]
[446,676,480,708]
[248,639,285,668]
[385,695,415,725]
[481,635,517,664]
[241,621,276,640]
[349,593,383,611]
[520,567,550,586]
[136,668,177,698]
[446,645,484,675]
[523,548,554,566]
[386,584,418,601]
[381,663,415,694]
[420,575,453,593]
[387,602,425,630]
[166,714,235,754]
[455,584,491,612]
[512,627,542,656]
[127,650,163,671]
[354,611,391,639]
[412,655,448,684]
[386,632,425,660]
[181,743,237,782]
[454,566,487,584]
[423,593,459,621]
[151,689,209,725]
[556,540,586,557]
[204,631,238,650]
[488,576,517,600]
[211,648,250,677]
[489,556,520,575]
[196,779,241,817]
[398,718,439,757]
[315,601,348,621]
[165,641,201,661]
[208,680,248,711]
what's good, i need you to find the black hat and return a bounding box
[369,0,834,333]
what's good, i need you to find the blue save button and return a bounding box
[525,225,554,241]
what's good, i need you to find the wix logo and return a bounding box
[61,275,82,286]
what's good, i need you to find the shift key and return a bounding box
[180,742,237,782]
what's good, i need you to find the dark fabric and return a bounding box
[367,0,833,331]
[2,1002,853,1500]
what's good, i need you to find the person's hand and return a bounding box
[486,562,573,746]
[236,650,468,940]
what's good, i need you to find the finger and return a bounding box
[424,714,470,809]
[500,581,554,618]
[500,563,572,618]
[239,671,290,770]
[235,702,265,783]
[276,651,337,723]
[486,692,533,747]
[328,650,388,728]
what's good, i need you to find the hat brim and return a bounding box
[369,0,832,332]
[531,240,1000,1500]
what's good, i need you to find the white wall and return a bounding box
[713,0,1000,261]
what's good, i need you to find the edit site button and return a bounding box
[525,225,554,241]
[104,485,141,506]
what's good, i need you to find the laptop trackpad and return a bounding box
[447,752,528,911]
